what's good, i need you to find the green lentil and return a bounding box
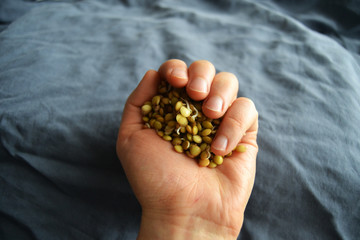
[175,101,183,111]
[196,122,202,131]
[199,158,210,167]
[156,116,164,123]
[163,135,172,141]
[182,140,190,150]
[154,121,162,130]
[213,155,223,165]
[192,126,198,135]
[190,145,201,157]
[202,136,212,144]
[200,143,208,151]
[174,145,183,153]
[200,150,210,160]
[200,129,212,136]
[159,87,167,93]
[193,135,202,144]
[186,151,195,158]
[176,114,188,126]
[165,113,174,122]
[142,116,149,122]
[171,97,178,106]
[186,133,193,142]
[202,121,213,129]
[141,104,152,115]
[235,145,247,153]
[140,79,232,168]
[180,126,186,133]
[161,97,170,105]
[152,95,161,105]
[172,137,182,146]
[180,106,191,117]
[187,116,195,123]
[167,120,176,127]
[186,125,192,134]
[208,161,217,168]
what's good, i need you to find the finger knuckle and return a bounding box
[236,97,257,111]
[226,114,246,132]
[190,60,215,72]
[217,71,237,80]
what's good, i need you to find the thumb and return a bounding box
[119,70,160,133]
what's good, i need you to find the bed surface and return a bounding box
[1,0,359,239]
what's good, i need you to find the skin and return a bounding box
[116,59,259,240]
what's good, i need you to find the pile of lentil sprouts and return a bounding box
[141,80,246,168]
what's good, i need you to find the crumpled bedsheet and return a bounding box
[0,0,359,239]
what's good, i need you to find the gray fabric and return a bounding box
[0,0,359,239]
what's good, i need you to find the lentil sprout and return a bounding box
[140,80,247,168]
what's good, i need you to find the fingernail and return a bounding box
[205,95,223,112]
[189,77,207,93]
[171,68,187,80]
[212,135,228,151]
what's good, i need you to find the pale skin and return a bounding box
[116,59,259,240]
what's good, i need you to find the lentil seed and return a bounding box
[202,121,213,129]
[175,101,183,111]
[172,137,182,146]
[182,140,190,150]
[208,161,217,168]
[171,97,178,105]
[213,155,223,165]
[186,151,195,158]
[199,158,210,167]
[186,133,193,142]
[176,114,188,126]
[140,79,232,168]
[161,97,170,104]
[200,143,208,151]
[200,129,212,136]
[163,135,172,141]
[190,145,201,157]
[154,121,162,130]
[196,122,202,131]
[174,145,183,153]
[167,121,176,127]
[186,125,192,134]
[193,135,202,144]
[202,136,212,144]
[235,145,247,153]
[152,95,161,105]
[172,90,180,98]
[180,127,186,133]
[141,104,152,115]
[180,106,191,117]
[200,150,210,160]
[192,126,198,135]
[164,113,174,122]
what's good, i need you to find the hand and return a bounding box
[116,59,259,240]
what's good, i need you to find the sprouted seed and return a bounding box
[140,80,247,168]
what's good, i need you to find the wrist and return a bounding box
[137,209,241,240]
